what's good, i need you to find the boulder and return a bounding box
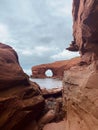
[38,110,56,129]
[0,43,45,130]
[42,88,62,98]
[0,95,45,130]
[0,43,30,90]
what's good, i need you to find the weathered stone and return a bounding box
[0,43,30,90]
[32,57,81,79]
[42,88,62,98]
[0,43,45,130]
[43,120,66,130]
[63,1,98,130]
[63,62,98,130]
[0,96,45,130]
[67,0,98,64]
[38,110,56,129]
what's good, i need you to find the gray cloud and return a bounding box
[0,0,79,74]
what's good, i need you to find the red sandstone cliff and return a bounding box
[63,1,98,130]
[67,0,98,64]
[32,57,81,79]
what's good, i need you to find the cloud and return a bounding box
[0,23,11,43]
[46,0,72,17]
[16,46,59,57]
[19,46,50,56]
[51,49,79,60]
[21,49,33,56]
[0,0,77,75]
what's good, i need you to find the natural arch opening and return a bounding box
[45,69,53,77]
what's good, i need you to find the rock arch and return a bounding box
[32,65,59,78]
[31,58,80,79]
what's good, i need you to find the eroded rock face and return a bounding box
[0,43,29,90]
[0,43,45,130]
[63,1,98,130]
[0,43,66,130]
[0,95,45,130]
[43,120,66,130]
[63,62,98,130]
[67,0,98,64]
[32,57,80,79]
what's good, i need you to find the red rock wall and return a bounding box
[63,1,98,130]
[63,62,98,130]
[67,0,98,63]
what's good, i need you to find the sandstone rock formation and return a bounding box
[67,0,98,64]
[0,43,45,130]
[63,62,98,130]
[0,43,65,130]
[1,0,98,129]
[0,43,29,90]
[38,88,65,129]
[63,1,98,130]
[43,120,66,130]
[42,88,62,98]
[31,57,80,79]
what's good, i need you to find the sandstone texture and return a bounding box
[67,0,98,63]
[1,0,98,129]
[63,0,98,130]
[0,43,64,130]
[0,43,45,130]
[63,62,98,130]
[0,43,29,90]
[42,88,62,98]
[43,120,66,130]
[32,57,80,79]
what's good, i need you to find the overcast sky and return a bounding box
[0,0,79,74]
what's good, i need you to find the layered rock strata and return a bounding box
[63,1,98,130]
[0,43,65,130]
[63,62,98,130]
[0,43,45,130]
[67,0,98,64]
[0,43,29,90]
